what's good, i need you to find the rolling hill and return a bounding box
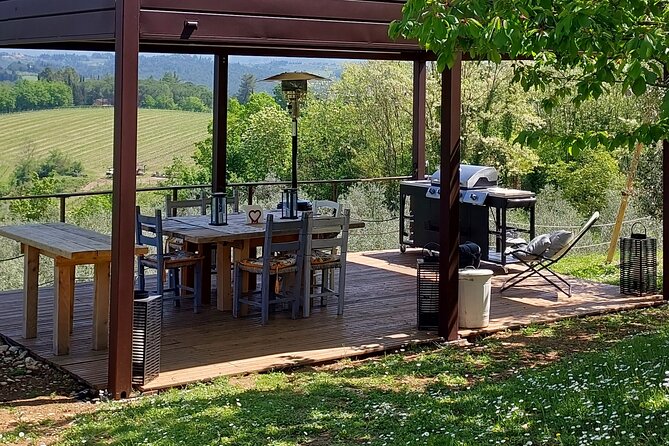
[0,107,211,182]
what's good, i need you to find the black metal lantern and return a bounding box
[417,250,440,330]
[281,188,299,219]
[210,192,228,226]
[132,293,161,385]
[620,223,657,296]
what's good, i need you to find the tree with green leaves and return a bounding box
[390,0,668,154]
[236,73,256,105]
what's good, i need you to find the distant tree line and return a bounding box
[0,66,214,113]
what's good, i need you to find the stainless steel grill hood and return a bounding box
[430,165,498,189]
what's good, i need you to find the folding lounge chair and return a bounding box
[501,212,600,297]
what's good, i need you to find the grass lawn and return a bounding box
[42,306,669,446]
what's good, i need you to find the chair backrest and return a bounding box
[550,211,600,261]
[261,212,309,273]
[136,206,164,257]
[306,209,351,257]
[313,200,343,217]
[165,194,207,217]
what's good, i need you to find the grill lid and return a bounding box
[430,165,499,189]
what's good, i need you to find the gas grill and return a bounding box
[399,165,537,265]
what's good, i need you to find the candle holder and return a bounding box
[210,192,228,226]
[281,188,299,219]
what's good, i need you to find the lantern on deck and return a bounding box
[620,223,657,296]
[417,249,440,330]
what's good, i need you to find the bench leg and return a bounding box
[23,246,39,339]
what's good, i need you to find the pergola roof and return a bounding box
[0,0,427,59]
[0,0,462,400]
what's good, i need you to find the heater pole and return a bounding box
[291,98,299,190]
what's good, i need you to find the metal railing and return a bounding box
[0,176,410,223]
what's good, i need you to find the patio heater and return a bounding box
[263,72,327,219]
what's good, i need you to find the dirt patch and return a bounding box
[0,340,97,445]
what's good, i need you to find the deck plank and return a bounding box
[0,249,662,391]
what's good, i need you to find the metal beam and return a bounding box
[140,0,403,23]
[438,56,462,341]
[0,11,115,46]
[139,10,418,52]
[212,54,229,193]
[108,0,140,400]
[0,0,113,20]
[412,60,426,179]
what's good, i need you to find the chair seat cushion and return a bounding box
[544,230,573,258]
[239,253,297,272]
[142,251,202,267]
[311,249,340,265]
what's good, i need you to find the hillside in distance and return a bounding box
[0,108,211,182]
[0,51,352,96]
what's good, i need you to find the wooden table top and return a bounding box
[162,212,364,245]
[0,222,147,260]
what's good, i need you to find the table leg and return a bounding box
[216,243,232,311]
[22,246,39,339]
[92,262,111,350]
[198,243,212,305]
[182,241,195,295]
[53,262,74,355]
[233,241,251,316]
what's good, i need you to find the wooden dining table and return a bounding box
[0,223,148,355]
[161,211,364,311]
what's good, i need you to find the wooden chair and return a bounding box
[165,193,217,279]
[233,213,309,325]
[136,206,204,313]
[165,194,207,217]
[311,200,344,291]
[303,209,350,317]
[313,199,343,217]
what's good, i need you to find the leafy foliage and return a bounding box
[390,0,669,152]
[8,173,60,221]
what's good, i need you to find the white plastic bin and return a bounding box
[458,268,493,328]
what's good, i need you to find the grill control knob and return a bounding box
[429,187,436,195]
[471,193,478,201]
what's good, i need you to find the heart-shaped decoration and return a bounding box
[249,209,262,224]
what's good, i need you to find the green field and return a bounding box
[0,107,211,181]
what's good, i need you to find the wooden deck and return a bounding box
[0,249,663,392]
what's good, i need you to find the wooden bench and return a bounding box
[0,223,148,355]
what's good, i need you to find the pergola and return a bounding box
[3,1,663,400]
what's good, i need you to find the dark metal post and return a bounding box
[662,65,669,300]
[412,60,426,179]
[438,56,462,341]
[291,116,298,189]
[212,54,228,194]
[108,0,140,400]
[59,196,66,223]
